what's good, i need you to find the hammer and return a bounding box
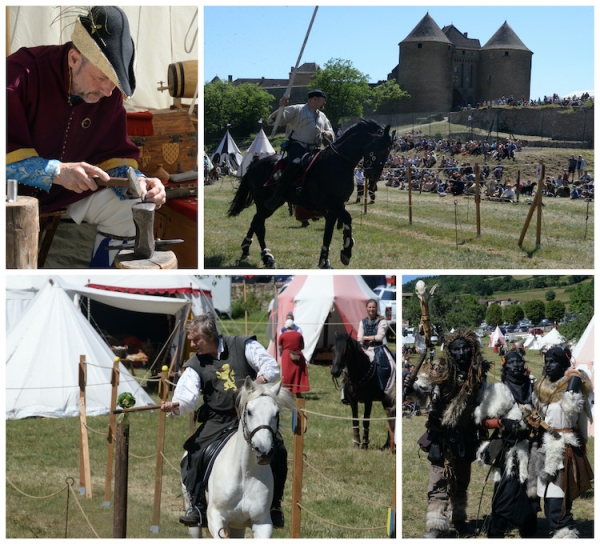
[94,166,143,199]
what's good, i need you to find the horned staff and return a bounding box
[403,280,438,397]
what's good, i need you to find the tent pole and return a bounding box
[270,6,319,136]
[6,7,10,56]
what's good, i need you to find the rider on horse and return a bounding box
[265,89,335,210]
[161,314,288,529]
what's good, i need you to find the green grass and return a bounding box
[401,345,594,538]
[204,147,593,269]
[6,362,395,538]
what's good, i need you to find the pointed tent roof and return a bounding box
[6,281,155,420]
[211,128,243,176]
[482,21,531,52]
[538,327,566,349]
[488,325,506,347]
[267,275,378,362]
[401,13,452,45]
[237,128,276,177]
[572,316,594,369]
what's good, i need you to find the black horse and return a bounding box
[227,119,395,269]
[331,332,395,451]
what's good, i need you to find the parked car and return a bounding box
[539,319,553,327]
[373,285,396,340]
[528,327,544,336]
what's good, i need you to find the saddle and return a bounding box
[263,150,320,188]
[200,423,238,490]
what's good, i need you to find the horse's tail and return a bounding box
[228,172,254,217]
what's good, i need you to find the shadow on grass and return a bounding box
[204,254,263,269]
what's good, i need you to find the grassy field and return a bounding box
[491,277,593,308]
[6,362,395,538]
[401,345,594,538]
[204,147,593,270]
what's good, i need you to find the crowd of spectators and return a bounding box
[370,134,593,202]
[460,92,593,109]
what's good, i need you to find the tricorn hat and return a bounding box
[71,6,136,98]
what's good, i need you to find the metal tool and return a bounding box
[94,167,142,198]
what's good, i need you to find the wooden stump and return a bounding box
[115,249,177,269]
[6,196,39,269]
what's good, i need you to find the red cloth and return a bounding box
[278,330,310,394]
[166,195,197,223]
[7,43,140,212]
[295,205,322,221]
[127,111,154,136]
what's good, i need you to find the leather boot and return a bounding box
[132,202,156,259]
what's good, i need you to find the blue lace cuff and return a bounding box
[6,158,61,193]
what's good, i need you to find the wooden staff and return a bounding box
[270,7,319,136]
[111,403,178,415]
[474,163,481,237]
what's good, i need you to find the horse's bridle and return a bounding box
[240,394,279,450]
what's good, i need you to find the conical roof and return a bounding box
[401,13,451,45]
[482,21,531,52]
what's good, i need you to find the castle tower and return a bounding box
[395,13,454,113]
[478,21,532,102]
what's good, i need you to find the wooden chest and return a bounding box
[129,109,197,177]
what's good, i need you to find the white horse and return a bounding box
[186,377,295,538]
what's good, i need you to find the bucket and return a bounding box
[168,60,198,98]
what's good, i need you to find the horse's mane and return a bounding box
[236,380,295,412]
[334,332,370,367]
[335,118,385,144]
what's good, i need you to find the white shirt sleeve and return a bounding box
[245,339,280,383]
[171,367,201,416]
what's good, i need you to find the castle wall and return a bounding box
[477,49,532,102]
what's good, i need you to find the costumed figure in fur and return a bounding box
[474,349,540,537]
[532,346,594,539]
[404,328,490,538]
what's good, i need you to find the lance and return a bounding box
[270,6,319,136]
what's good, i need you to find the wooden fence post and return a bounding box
[103,357,121,507]
[518,162,544,248]
[474,164,481,237]
[79,356,92,498]
[114,419,130,538]
[407,165,413,225]
[151,365,171,533]
[290,398,305,538]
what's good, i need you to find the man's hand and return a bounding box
[403,373,416,389]
[53,161,109,193]
[279,96,289,107]
[139,177,166,208]
[160,401,177,413]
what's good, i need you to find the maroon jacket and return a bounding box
[7,43,139,212]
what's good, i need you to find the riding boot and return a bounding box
[269,435,288,528]
[180,484,207,527]
[265,158,302,210]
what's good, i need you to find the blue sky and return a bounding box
[204,5,594,100]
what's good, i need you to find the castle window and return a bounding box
[417,43,422,49]
[504,51,509,57]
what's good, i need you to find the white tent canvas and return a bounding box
[268,275,380,362]
[238,128,276,177]
[572,316,594,436]
[8,6,198,111]
[538,328,566,349]
[488,326,506,348]
[6,281,155,420]
[523,333,543,351]
[212,129,243,175]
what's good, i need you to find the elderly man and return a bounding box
[7,7,165,267]
[265,89,334,209]
[161,314,288,529]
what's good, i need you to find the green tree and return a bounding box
[545,289,556,301]
[524,299,546,325]
[503,304,524,326]
[204,80,274,143]
[569,280,594,313]
[545,300,566,324]
[559,306,593,342]
[309,58,372,126]
[444,294,486,331]
[486,304,503,328]
[369,80,410,113]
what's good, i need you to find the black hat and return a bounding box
[71,6,136,98]
[308,89,326,99]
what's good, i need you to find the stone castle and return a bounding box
[390,13,532,113]
[223,12,532,115]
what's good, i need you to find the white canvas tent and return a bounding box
[538,328,566,349]
[8,6,198,111]
[237,128,276,177]
[488,326,506,348]
[523,333,543,351]
[572,316,594,436]
[267,275,379,362]
[6,281,166,420]
[212,128,243,175]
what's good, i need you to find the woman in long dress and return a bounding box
[278,319,310,396]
